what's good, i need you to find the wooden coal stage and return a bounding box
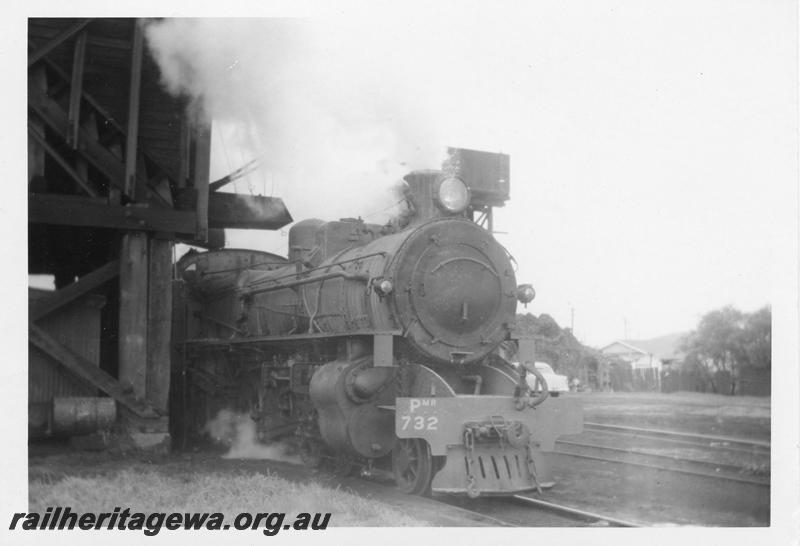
[27,18,292,448]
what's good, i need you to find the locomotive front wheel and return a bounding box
[392,438,434,495]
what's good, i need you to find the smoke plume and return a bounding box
[204,408,299,463]
[144,18,445,233]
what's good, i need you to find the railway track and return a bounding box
[385,421,770,526]
[583,422,770,452]
[510,495,643,526]
[438,494,644,527]
[555,422,770,486]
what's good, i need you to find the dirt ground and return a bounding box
[545,391,770,525]
[28,390,771,527]
[451,391,771,526]
[576,391,771,440]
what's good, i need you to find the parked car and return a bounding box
[513,361,570,396]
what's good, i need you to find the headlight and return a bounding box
[374,278,394,296]
[516,284,535,304]
[379,279,394,295]
[435,176,470,214]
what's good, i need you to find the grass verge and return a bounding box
[29,468,432,527]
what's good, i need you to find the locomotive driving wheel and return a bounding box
[392,438,434,495]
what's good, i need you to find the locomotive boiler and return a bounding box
[173,148,582,497]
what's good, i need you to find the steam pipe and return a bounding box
[462,374,483,395]
[242,271,369,296]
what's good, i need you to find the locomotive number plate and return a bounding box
[393,395,583,457]
[395,398,439,434]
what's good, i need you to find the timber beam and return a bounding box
[29,323,158,418]
[30,260,119,322]
[67,30,87,149]
[124,21,144,198]
[28,19,92,67]
[193,123,211,241]
[29,193,197,234]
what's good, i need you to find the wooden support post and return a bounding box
[146,238,172,413]
[118,232,148,398]
[177,117,190,188]
[67,30,87,149]
[28,67,46,187]
[124,20,144,199]
[193,122,211,242]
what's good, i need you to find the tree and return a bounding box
[680,305,771,395]
[741,306,771,370]
[512,313,587,382]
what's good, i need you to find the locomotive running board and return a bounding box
[184,329,402,347]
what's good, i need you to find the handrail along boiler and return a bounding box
[174,148,582,496]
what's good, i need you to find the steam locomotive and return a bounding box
[173,148,582,497]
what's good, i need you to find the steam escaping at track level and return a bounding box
[204,409,300,463]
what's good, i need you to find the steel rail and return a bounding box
[432,500,519,527]
[511,495,643,527]
[583,422,770,449]
[578,427,770,456]
[553,450,769,486]
[556,438,765,475]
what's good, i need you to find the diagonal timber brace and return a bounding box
[28,38,182,191]
[28,85,172,209]
[28,19,92,68]
[29,88,131,200]
[27,123,99,197]
[29,323,158,418]
[29,260,119,322]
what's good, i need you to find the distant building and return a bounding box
[600,333,686,390]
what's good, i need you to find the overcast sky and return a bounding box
[147,4,794,347]
[25,4,797,347]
